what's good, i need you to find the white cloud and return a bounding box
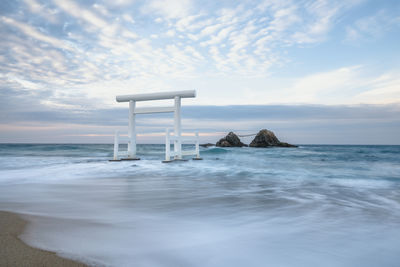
[143,0,192,19]
[93,4,110,17]
[23,0,42,13]
[356,73,400,104]
[345,10,400,43]
[103,0,135,7]
[200,23,223,37]
[200,26,234,46]
[122,14,135,23]
[2,0,398,112]
[285,66,363,103]
[53,0,108,30]
[281,66,400,104]
[291,1,342,44]
[268,5,300,33]
[121,29,138,39]
[1,16,73,51]
[175,14,203,32]
[165,29,176,37]
[7,76,43,91]
[184,46,204,61]
[23,0,59,23]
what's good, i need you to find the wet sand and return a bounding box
[0,210,87,267]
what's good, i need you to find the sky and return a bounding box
[1,0,400,144]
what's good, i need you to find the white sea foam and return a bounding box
[0,144,400,266]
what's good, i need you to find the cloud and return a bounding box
[1,0,399,143]
[291,0,364,44]
[356,73,400,103]
[23,0,42,13]
[284,66,364,103]
[345,9,400,43]
[21,0,59,23]
[142,0,192,19]
[279,66,400,105]
[53,0,108,31]
[1,103,400,144]
[1,16,73,51]
[103,0,135,7]
[1,0,370,99]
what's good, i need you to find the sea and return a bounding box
[0,144,399,267]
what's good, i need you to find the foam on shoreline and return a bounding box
[1,144,400,266]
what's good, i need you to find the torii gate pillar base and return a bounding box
[121,157,141,161]
[162,159,189,163]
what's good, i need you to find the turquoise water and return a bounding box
[0,144,400,266]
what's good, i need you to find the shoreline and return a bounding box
[0,210,88,267]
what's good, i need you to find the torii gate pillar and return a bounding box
[128,100,138,159]
[174,96,182,159]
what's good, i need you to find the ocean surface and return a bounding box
[0,144,400,267]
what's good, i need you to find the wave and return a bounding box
[201,147,229,154]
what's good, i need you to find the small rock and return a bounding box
[200,143,215,148]
[216,132,247,147]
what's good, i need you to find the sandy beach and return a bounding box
[0,210,87,267]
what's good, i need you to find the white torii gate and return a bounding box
[111,90,201,162]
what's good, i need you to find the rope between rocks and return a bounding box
[237,133,257,137]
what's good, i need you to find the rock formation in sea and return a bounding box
[249,129,297,148]
[216,132,247,147]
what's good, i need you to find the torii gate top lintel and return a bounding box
[116,90,196,102]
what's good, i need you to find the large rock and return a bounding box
[216,132,247,147]
[249,129,297,148]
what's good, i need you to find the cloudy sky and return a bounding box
[1,0,399,144]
